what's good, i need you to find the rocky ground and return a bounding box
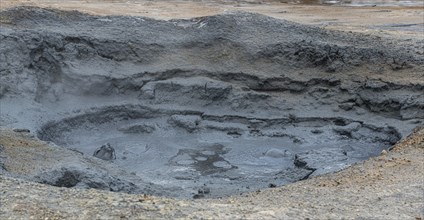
[0,1,423,219]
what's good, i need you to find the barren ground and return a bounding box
[1,0,423,36]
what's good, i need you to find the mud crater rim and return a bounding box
[36,104,402,198]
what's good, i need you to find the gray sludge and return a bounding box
[0,7,423,199]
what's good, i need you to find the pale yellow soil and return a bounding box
[1,0,423,37]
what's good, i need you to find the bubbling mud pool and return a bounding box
[36,105,401,198]
[1,7,423,199]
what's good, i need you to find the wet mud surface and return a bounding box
[37,105,402,198]
[0,7,423,199]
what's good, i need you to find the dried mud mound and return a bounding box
[0,7,423,199]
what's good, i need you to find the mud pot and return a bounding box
[1,7,423,199]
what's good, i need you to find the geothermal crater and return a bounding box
[0,7,423,199]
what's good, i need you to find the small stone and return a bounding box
[380,150,388,156]
[332,122,361,136]
[13,128,30,133]
[293,138,302,144]
[311,129,323,134]
[365,80,388,91]
[264,149,290,158]
[294,154,308,168]
[356,108,366,115]
[93,143,116,161]
[168,115,201,132]
[355,97,364,105]
[193,194,204,199]
[198,187,210,195]
[332,107,340,112]
[338,102,355,111]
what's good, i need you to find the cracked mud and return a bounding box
[0,7,423,199]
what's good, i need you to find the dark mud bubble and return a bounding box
[1,7,423,199]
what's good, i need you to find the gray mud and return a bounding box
[0,7,423,199]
